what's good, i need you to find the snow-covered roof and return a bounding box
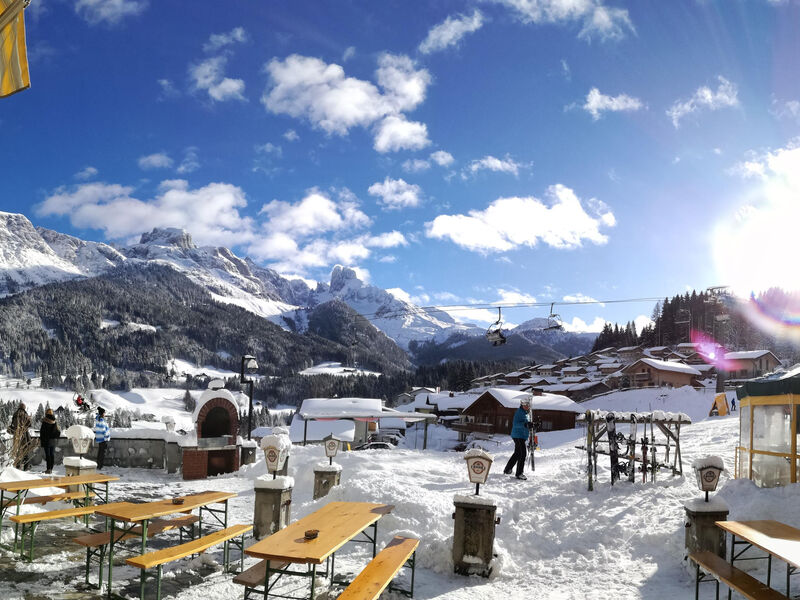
[470,388,531,409]
[725,350,777,361]
[299,397,383,419]
[561,367,584,374]
[618,346,641,352]
[560,376,589,384]
[504,371,527,378]
[191,387,243,423]
[288,415,355,443]
[536,364,557,370]
[532,393,582,413]
[626,358,702,376]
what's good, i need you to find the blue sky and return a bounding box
[3,0,800,332]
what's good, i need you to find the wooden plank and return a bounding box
[0,473,119,492]
[73,515,200,548]
[689,551,788,600]
[716,520,800,569]
[245,502,394,565]
[125,524,252,570]
[337,537,418,600]
[10,501,129,524]
[232,560,288,587]
[95,491,236,522]
[1,491,93,509]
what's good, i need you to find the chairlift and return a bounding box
[486,308,507,346]
[544,303,563,331]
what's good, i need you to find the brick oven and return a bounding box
[182,384,241,480]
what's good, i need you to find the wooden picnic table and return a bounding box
[245,501,394,599]
[0,473,120,546]
[717,519,800,597]
[96,490,236,598]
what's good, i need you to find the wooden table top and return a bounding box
[245,501,394,565]
[0,473,120,492]
[717,520,800,568]
[95,490,236,522]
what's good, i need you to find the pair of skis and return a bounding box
[605,413,638,485]
[528,409,539,471]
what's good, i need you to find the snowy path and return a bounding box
[2,414,797,599]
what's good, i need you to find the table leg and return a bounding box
[141,519,149,554]
[767,554,772,587]
[331,553,335,584]
[787,564,790,597]
[372,522,378,558]
[310,563,317,600]
[13,491,23,551]
[727,534,734,600]
[107,519,116,598]
[263,560,271,599]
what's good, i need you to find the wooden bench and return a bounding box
[233,559,288,600]
[126,523,252,600]
[10,501,127,561]
[1,490,93,510]
[73,514,200,587]
[336,536,419,600]
[689,551,789,600]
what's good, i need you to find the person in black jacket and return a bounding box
[39,408,61,474]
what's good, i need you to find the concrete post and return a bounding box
[241,445,257,466]
[683,497,729,559]
[452,495,498,577]
[165,442,181,474]
[253,476,294,540]
[313,464,342,500]
[63,457,97,493]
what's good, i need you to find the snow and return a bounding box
[725,350,775,360]
[633,358,702,376]
[453,494,497,506]
[466,388,530,410]
[314,463,343,473]
[683,496,729,513]
[464,448,493,461]
[692,456,725,471]
[289,416,356,443]
[298,397,383,419]
[191,387,243,423]
[531,392,582,412]
[169,358,237,380]
[63,457,96,468]
[254,475,294,490]
[298,362,382,377]
[3,382,800,600]
[63,425,93,440]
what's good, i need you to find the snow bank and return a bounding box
[453,494,497,506]
[254,475,294,490]
[314,463,343,473]
[63,457,97,468]
[691,456,725,471]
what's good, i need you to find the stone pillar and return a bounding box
[63,457,97,493]
[453,495,498,577]
[241,445,257,466]
[253,476,294,540]
[313,464,342,500]
[684,497,729,559]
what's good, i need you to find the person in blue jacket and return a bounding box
[94,407,110,470]
[503,396,532,480]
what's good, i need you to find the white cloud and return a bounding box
[387,287,412,303]
[563,293,604,306]
[204,27,248,53]
[373,115,431,153]
[256,142,283,157]
[378,255,397,263]
[262,53,431,150]
[562,316,608,333]
[466,154,524,177]
[425,183,615,253]
[176,147,200,174]
[430,150,454,166]
[419,9,484,54]
[667,76,738,128]
[402,159,431,173]
[283,129,299,142]
[75,0,147,25]
[582,87,643,120]
[368,177,423,210]
[634,314,654,332]
[259,191,369,237]
[498,289,537,304]
[138,153,173,170]
[771,98,800,124]
[74,166,98,180]
[495,0,634,41]
[190,56,246,102]
[157,79,179,99]
[561,58,571,81]
[36,180,254,247]
[342,46,356,61]
[366,231,408,248]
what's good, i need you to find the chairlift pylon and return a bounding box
[544,303,563,331]
[486,307,507,346]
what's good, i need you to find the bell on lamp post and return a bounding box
[323,434,340,466]
[464,448,493,495]
[693,457,724,502]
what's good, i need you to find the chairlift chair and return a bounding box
[544,303,563,331]
[486,308,507,346]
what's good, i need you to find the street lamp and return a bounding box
[241,355,259,440]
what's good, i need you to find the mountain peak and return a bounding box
[138,228,195,250]
[329,264,361,292]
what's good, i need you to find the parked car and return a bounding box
[353,441,393,451]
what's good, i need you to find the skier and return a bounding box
[94,407,110,470]
[8,403,32,470]
[39,408,61,474]
[503,396,532,480]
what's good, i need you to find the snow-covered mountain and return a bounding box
[0,213,481,349]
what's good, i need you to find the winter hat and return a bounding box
[45,408,55,417]
[520,396,531,406]
[97,407,105,416]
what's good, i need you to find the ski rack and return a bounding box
[576,409,691,491]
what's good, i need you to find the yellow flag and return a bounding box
[0,0,30,98]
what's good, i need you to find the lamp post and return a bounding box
[241,354,259,440]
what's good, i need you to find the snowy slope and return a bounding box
[0,383,779,600]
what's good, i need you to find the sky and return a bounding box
[2,0,800,333]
